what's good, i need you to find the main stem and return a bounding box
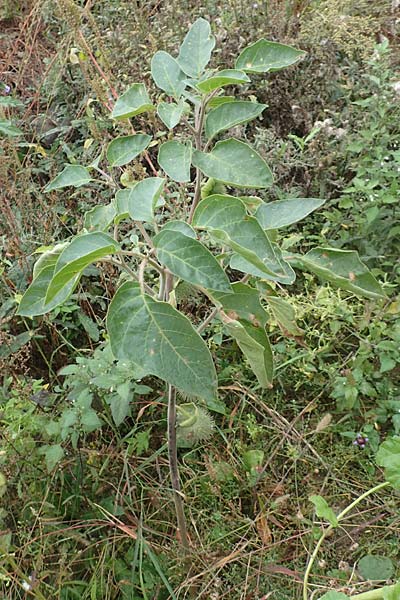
[167,384,189,550]
[303,481,390,600]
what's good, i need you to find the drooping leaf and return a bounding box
[256,197,325,229]
[44,165,92,191]
[0,120,23,137]
[158,140,192,182]
[196,69,250,93]
[84,204,116,232]
[111,83,154,120]
[115,177,165,223]
[193,194,294,283]
[309,495,338,527]
[157,100,185,129]
[221,312,273,388]
[265,296,303,336]
[235,39,305,73]
[161,220,197,238]
[45,233,120,303]
[17,265,79,317]
[211,282,268,327]
[107,282,217,401]
[205,101,266,140]
[151,51,186,99]
[177,17,216,78]
[32,242,69,280]
[358,555,394,581]
[230,251,295,284]
[107,134,151,167]
[154,229,232,292]
[192,139,272,188]
[288,248,386,300]
[376,436,400,489]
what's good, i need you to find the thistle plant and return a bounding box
[17,18,385,548]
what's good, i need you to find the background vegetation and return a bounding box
[1,1,399,598]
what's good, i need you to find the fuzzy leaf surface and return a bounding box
[151,51,187,99]
[45,165,92,191]
[376,436,400,489]
[107,282,217,401]
[235,39,305,73]
[17,265,79,317]
[177,17,215,78]
[196,69,250,93]
[256,197,325,229]
[115,177,165,223]
[158,140,192,182]
[192,139,272,188]
[205,101,266,139]
[111,83,153,120]
[211,282,268,326]
[157,101,185,129]
[154,229,232,292]
[107,134,151,167]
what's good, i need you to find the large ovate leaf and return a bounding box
[154,229,232,292]
[192,139,272,188]
[157,101,185,129]
[107,134,151,167]
[111,83,154,120]
[193,194,294,283]
[205,101,266,140]
[196,69,250,93]
[358,555,394,581]
[221,312,273,388]
[211,282,268,327]
[44,165,92,191]
[45,233,120,303]
[235,39,305,73]
[376,436,400,489]
[84,204,116,232]
[177,17,215,79]
[17,265,80,317]
[107,282,217,401]
[32,243,69,280]
[158,140,192,182]
[115,177,165,223]
[288,248,386,300]
[256,197,325,229]
[151,51,186,99]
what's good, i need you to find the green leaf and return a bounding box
[221,313,273,388]
[376,436,400,489]
[107,282,217,401]
[44,165,92,191]
[0,120,23,137]
[383,581,400,600]
[32,242,69,280]
[157,100,185,129]
[309,495,338,527]
[77,312,100,342]
[289,248,386,300]
[358,555,394,581]
[0,331,33,359]
[115,177,165,223]
[196,69,250,93]
[84,204,116,232]
[256,197,325,229]
[193,194,294,283]
[0,97,24,108]
[154,229,232,292]
[192,139,272,188]
[205,101,266,140]
[45,233,120,303]
[111,83,153,120]
[177,17,215,78]
[158,140,192,182]
[211,282,268,327]
[161,220,197,238]
[41,444,64,472]
[235,39,305,73]
[207,95,236,108]
[107,134,151,167]
[318,593,349,600]
[17,264,80,317]
[151,51,186,99]
[265,296,303,336]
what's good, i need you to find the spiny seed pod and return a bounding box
[176,402,214,445]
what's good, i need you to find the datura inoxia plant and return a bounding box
[17,19,386,547]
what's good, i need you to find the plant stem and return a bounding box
[167,384,189,550]
[303,481,390,600]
